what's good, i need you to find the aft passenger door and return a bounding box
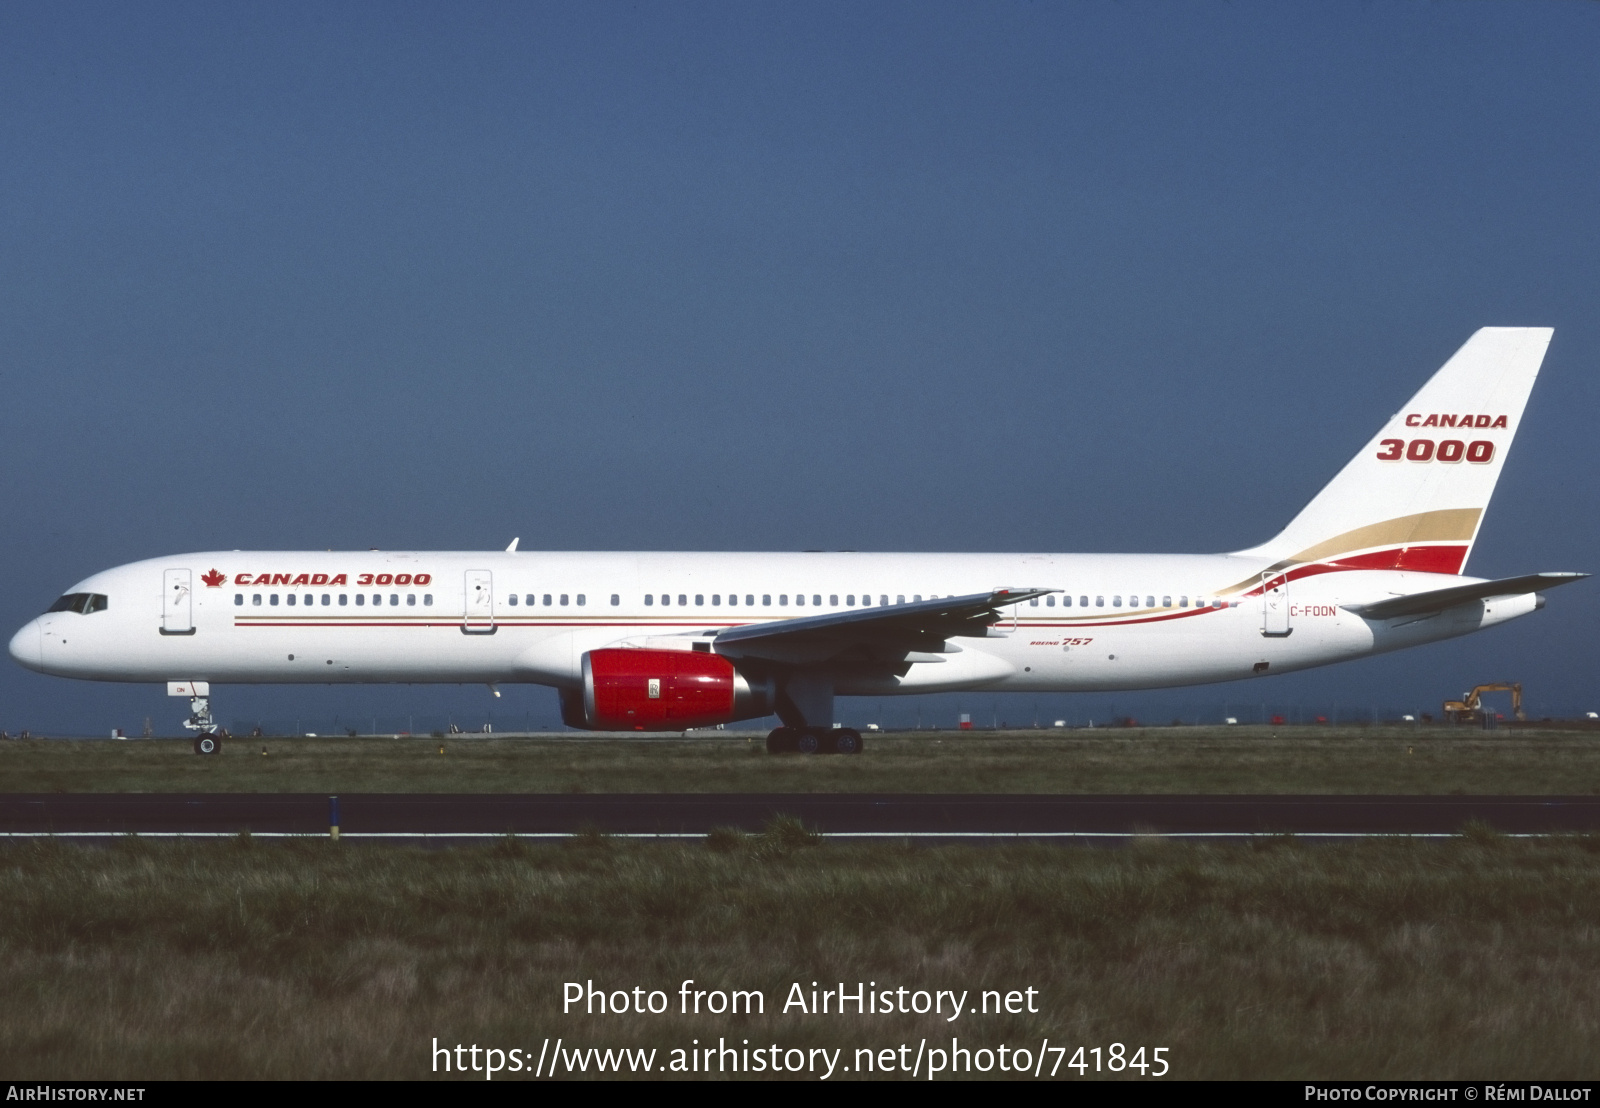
[162,569,195,635]
[463,570,495,634]
[1261,571,1291,637]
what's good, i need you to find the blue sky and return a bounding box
[3,2,1597,733]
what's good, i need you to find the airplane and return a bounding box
[9,327,1586,755]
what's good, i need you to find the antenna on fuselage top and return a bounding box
[505,537,519,552]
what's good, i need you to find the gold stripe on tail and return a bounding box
[1219,508,1482,595]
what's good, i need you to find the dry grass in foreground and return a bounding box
[2,833,1599,1080]
[4,727,1600,794]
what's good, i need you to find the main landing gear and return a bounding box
[766,726,864,756]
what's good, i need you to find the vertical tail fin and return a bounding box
[1235,327,1553,576]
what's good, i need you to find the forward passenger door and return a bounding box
[161,569,195,636]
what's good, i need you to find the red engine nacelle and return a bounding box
[578,648,775,731]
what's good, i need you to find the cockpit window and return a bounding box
[46,593,108,615]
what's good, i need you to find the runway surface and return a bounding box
[3,793,1600,838]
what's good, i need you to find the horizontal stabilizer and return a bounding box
[1343,572,1588,621]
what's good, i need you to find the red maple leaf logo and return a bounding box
[201,569,226,588]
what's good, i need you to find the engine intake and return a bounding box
[578,648,774,731]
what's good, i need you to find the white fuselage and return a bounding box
[7,549,1539,695]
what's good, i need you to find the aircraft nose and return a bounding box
[9,620,42,673]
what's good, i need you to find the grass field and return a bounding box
[2,833,1598,1080]
[9,728,1597,1081]
[4,726,1600,794]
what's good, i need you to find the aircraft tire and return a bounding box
[833,728,864,755]
[193,733,221,756]
[765,727,798,755]
[795,729,823,755]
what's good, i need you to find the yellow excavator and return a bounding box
[1443,683,1526,725]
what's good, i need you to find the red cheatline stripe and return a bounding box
[1015,606,1221,628]
[235,609,1227,631]
[232,621,752,629]
[1241,544,1470,597]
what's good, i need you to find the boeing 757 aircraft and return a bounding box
[10,327,1585,754]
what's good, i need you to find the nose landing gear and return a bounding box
[172,683,223,755]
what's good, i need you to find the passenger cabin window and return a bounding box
[406,594,416,606]
[1162,596,1171,608]
[424,594,433,606]
[610,594,620,606]
[830,595,838,606]
[508,595,517,606]
[795,595,804,606]
[746,595,755,606]
[814,594,823,606]
[286,594,296,606]
[1044,596,1054,607]
[1095,596,1104,607]
[271,595,280,606]
[712,595,721,606]
[339,595,347,606]
[235,594,243,606]
[695,595,704,606]
[762,595,771,606]
[560,594,570,606]
[1147,596,1155,608]
[1113,596,1122,607]
[779,595,788,606]
[577,595,586,606]
[543,594,552,606]
[645,595,654,606]
[676,594,685,606]
[356,595,365,606]
[847,595,855,605]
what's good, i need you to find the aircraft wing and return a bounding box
[713,588,1055,664]
[1342,572,1589,621]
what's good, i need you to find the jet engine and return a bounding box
[571,648,775,731]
